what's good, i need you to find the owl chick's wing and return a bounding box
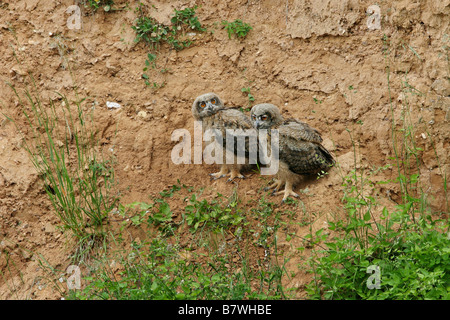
[215,108,258,161]
[218,108,253,130]
[278,123,334,175]
[281,118,323,143]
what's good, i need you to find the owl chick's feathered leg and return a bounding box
[210,164,245,181]
[273,180,300,202]
[228,165,245,181]
[209,165,229,180]
[264,179,285,193]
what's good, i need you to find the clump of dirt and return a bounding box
[0,0,448,299]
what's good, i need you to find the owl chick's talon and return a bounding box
[266,179,284,193]
[282,191,300,203]
[272,185,299,202]
[272,189,285,196]
[210,173,226,180]
[209,165,228,179]
[228,170,245,180]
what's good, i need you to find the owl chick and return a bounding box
[250,103,334,202]
[192,92,256,181]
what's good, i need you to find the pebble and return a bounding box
[0,240,17,250]
[137,110,147,118]
[106,101,121,109]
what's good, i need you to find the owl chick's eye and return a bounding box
[211,99,216,105]
[251,115,256,120]
[200,102,206,108]
[261,115,269,121]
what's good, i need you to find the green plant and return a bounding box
[306,142,449,299]
[4,55,117,256]
[133,6,205,87]
[67,188,291,300]
[222,19,252,39]
[306,34,450,299]
[84,0,114,12]
[142,53,160,87]
[307,210,449,299]
[67,233,286,300]
[241,87,255,111]
[133,6,204,51]
[0,244,25,299]
[171,6,206,33]
[120,183,182,233]
[313,97,323,104]
[119,202,152,227]
[250,197,280,247]
[132,16,171,51]
[183,192,246,233]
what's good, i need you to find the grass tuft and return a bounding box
[4,51,118,260]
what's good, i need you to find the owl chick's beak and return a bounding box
[205,101,215,112]
[254,120,262,129]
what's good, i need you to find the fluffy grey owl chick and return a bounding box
[250,103,334,201]
[192,92,256,181]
